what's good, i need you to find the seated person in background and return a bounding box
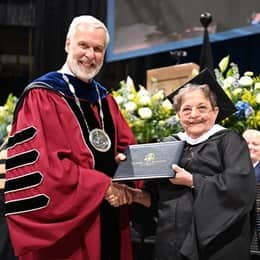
[120,69,256,260]
[243,129,260,182]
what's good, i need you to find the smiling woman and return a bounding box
[174,84,219,139]
[125,68,256,260]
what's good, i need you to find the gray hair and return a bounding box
[66,15,110,49]
[243,129,260,139]
[173,83,217,112]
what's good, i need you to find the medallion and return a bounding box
[89,128,111,152]
[63,74,111,152]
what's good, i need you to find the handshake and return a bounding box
[104,182,151,208]
[104,153,151,207]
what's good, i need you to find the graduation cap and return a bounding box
[199,12,214,73]
[167,68,236,123]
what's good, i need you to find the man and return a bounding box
[4,15,137,260]
[243,129,260,181]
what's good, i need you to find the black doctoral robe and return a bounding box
[147,129,255,260]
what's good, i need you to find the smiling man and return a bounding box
[4,15,137,260]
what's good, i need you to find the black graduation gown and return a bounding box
[147,129,256,260]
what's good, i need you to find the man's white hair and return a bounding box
[243,129,260,138]
[66,15,110,48]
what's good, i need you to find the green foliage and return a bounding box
[0,94,17,145]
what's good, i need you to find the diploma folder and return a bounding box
[113,141,185,181]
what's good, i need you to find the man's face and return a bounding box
[65,23,106,82]
[243,132,260,164]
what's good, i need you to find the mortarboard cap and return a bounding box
[167,68,236,123]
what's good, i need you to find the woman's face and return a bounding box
[177,89,219,139]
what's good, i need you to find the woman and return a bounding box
[129,69,256,260]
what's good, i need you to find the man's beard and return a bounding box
[68,57,103,82]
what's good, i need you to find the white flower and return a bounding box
[138,107,152,119]
[137,86,149,97]
[114,95,124,105]
[126,76,135,91]
[255,82,260,90]
[256,93,260,104]
[152,90,164,101]
[244,71,254,77]
[139,95,151,106]
[162,99,173,110]
[158,120,165,126]
[233,88,243,96]
[239,76,253,86]
[6,124,12,134]
[124,101,137,112]
[128,93,135,100]
[223,76,235,89]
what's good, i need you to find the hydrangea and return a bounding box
[215,55,260,133]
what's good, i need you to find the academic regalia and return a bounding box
[147,129,255,260]
[4,72,136,260]
[148,69,256,260]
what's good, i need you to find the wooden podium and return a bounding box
[146,63,200,96]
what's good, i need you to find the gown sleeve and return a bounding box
[5,88,112,255]
[192,131,256,246]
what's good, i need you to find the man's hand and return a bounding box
[115,153,126,164]
[104,182,133,207]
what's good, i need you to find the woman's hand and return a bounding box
[169,164,194,188]
[127,187,151,208]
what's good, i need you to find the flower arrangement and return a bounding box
[0,94,17,148]
[215,55,260,133]
[112,76,182,143]
[1,56,258,146]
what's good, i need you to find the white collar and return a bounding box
[58,64,74,76]
[177,124,225,145]
[254,161,260,168]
